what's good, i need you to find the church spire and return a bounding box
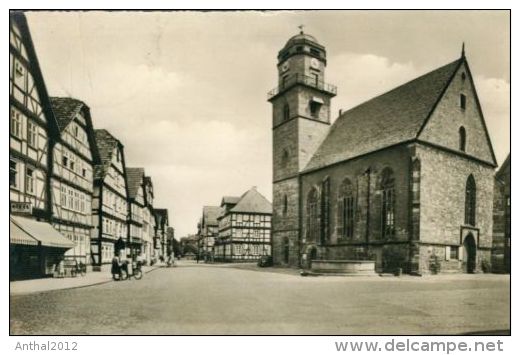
[461,42,465,58]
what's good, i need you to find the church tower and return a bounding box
[268,29,336,266]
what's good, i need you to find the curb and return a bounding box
[10,266,160,296]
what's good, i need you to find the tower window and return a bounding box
[283,103,290,121]
[296,46,303,52]
[281,149,289,167]
[465,175,476,226]
[460,94,466,110]
[459,126,466,151]
[310,48,320,56]
[310,101,321,118]
[461,72,466,82]
[283,195,288,216]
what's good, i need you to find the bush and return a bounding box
[481,259,492,273]
[258,255,273,267]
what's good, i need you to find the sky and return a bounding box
[25,10,510,238]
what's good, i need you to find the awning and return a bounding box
[10,216,75,249]
[10,220,38,246]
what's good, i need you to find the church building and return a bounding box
[269,31,497,274]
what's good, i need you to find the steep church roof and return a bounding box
[304,58,464,172]
[230,187,272,214]
[126,167,145,200]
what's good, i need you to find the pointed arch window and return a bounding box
[337,178,354,240]
[465,175,476,226]
[381,168,395,239]
[306,187,319,242]
[459,126,466,152]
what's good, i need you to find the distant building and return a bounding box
[9,13,74,280]
[91,129,129,270]
[214,187,272,262]
[180,234,199,258]
[154,208,169,259]
[49,97,99,268]
[199,206,222,260]
[126,167,146,258]
[142,176,156,263]
[492,154,510,273]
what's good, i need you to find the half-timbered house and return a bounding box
[9,13,74,279]
[214,187,272,262]
[126,167,146,258]
[154,209,169,259]
[50,97,99,268]
[142,176,156,263]
[91,129,129,270]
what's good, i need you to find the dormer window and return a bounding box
[460,94,466,110]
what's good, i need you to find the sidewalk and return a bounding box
[10,265,160,296]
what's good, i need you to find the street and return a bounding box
[10,261,510,335]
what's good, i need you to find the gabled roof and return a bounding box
[126,167,145,200]
[496,153,510,181]
[221,196,240,206]
[154,208,169,227]
[50,96,100,163]
[304,58,464,172]
[10,12,61,138]
[94,129,122,179]
[49,97,84,131]
[202,206,221,226]
[230,187,272,214]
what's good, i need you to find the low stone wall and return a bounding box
[311,260,377,275]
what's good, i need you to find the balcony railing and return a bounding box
[267,73,337,100]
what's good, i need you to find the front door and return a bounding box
[463,234,477,273]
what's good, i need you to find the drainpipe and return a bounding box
[365,167,371,257]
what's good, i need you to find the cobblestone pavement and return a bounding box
[9,262,510,335]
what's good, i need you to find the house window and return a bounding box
[60,186,67,206]
[321,178,330,244]
[460,94,466,110]
[337,178,354,239]
[10,107,22,138]
[306,187,319,242]
[450,246,459,260]
[26,167,34,194]
[62,152,68,167]
[381,168,395,239]
[27,121,37,148]
[465,175,476,226]
[68,189,74,209]
[10,160,18,187]
[283,103,290,121]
